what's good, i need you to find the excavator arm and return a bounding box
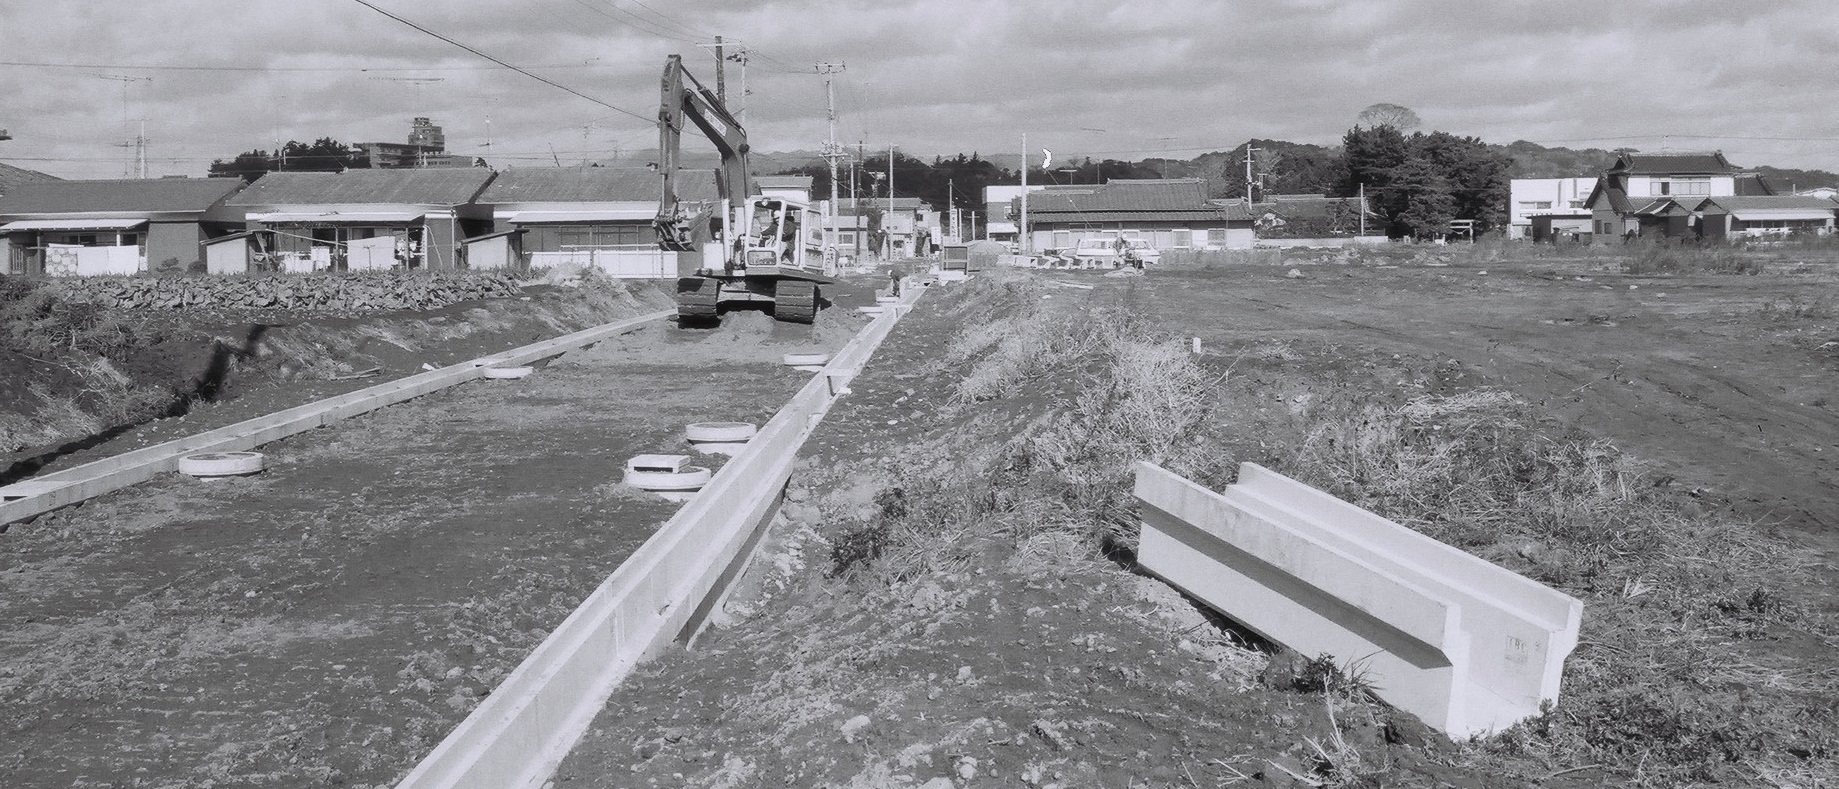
[654,54,754,252]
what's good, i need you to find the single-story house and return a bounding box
[0,177,248,276]
[1025,178,1253,251]
[470,166,716,276]
[1693,195,1836,239]
[222,168,496,273]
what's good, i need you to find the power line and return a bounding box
[348,0,651,123]
[572,0,700,44]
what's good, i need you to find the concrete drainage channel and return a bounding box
[394,285,925,789]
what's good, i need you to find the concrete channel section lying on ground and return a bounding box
[0,310,674,527]
[1134,461,1584,738]
[394,287,924,789]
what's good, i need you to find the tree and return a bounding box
[208,137,368,183]
[1357,103,1422,132]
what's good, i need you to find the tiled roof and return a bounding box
[1027,178,1210,213]
[0,177,246,215]
[1607,151,1736,175]
[226,168,495,207]
[476,167,714,203]
[1586,183,1634,213]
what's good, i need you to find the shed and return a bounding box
[225,169,496,272]
[1693,195,1837,239]
[0,178,247,276]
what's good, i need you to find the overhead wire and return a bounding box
[348,0,651,123]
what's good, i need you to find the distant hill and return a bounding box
[1496,140,1839,190]
[0,161,60,196]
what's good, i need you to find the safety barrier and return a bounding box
[1133,461,1583,738]
[0,310,674,526]
[394,288,923,789]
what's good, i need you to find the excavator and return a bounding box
[654,54,829,324]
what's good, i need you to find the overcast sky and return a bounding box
[3,0,1836,180]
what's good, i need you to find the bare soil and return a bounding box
[0,280,881,787]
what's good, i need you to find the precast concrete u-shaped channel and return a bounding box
[395,286,925,789]
[0,289,918,788]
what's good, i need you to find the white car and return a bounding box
[1071,238,1160,268]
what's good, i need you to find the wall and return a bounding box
[1029,221,1241,252]
[1508,178,1595,239]
[146,222,202,271]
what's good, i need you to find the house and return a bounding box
[1247,193,1376,239]
[470,166,715,276]
[756,175,813,204]
[982,184,1048,246]
[0,177,247,276]
[1508,178,1595,240]
[1693,196,1836,239]
[1583,151,1774,240]
[223,168,496,272]
[1024,178,1253,251]
[836,197,940,258]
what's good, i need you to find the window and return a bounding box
[1207,228,1228,245]
[1653,178,1709,197]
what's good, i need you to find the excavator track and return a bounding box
[676,277,720,323]
[774,280,819,324]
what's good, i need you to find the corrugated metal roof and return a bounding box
[226,169,495,207]
[0,177,245,214]
[476,167,715,203]
[1697,195,1839,213]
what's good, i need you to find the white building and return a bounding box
[1508,177,1595,240]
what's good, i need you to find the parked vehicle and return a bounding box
[1070,237,1161,269]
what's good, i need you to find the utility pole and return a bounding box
[887,143,895,257]
[1020,132,1029,253]
[1243,144,1261,203]
[816,62,846,259]
[714,36,726,101]
[1358,182,1366,236]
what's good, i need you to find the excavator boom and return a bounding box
[654,54,753,251]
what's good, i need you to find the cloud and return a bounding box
[1,0,1834,179]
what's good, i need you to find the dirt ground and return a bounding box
[1140,256,1838,562]
[0,279,880,787]
[554,257,1835,788]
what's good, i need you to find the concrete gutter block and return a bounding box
[1133,461,1583,739]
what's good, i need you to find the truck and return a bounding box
[653,54,829,324]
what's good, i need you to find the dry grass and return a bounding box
[1276,386,1838,786]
